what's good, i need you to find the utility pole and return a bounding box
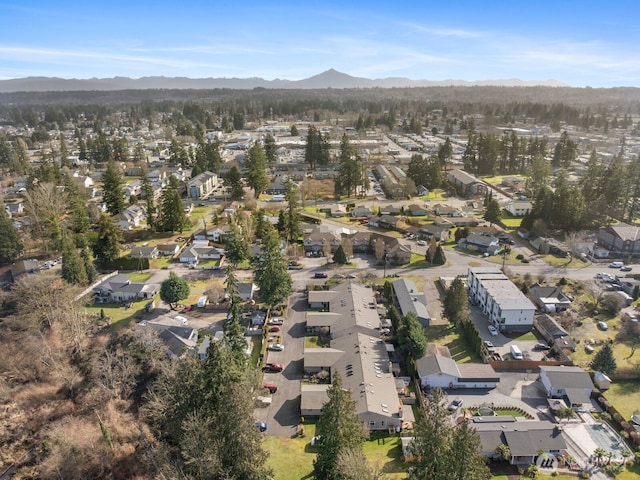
[383,246,388,278]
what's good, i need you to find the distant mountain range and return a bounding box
[0,69,570,92]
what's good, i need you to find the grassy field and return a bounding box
[84,298,150,329]
[428,323,482,363]
[305,336,321,348]
[603,380,640,421]
[499,214,522,229]
[264,423,407,480]
[126,272,153,283]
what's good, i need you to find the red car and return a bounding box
[260,383,278,394]
[268,326,281,333]
[262,362,284,373]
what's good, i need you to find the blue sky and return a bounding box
[0,1,639,87]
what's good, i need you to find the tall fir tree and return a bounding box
[102,159,125,215]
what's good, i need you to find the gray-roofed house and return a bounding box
[157,243,181,256]
[93,273,159,303]
[301,281,412,431]
[474,418,566,465]
[459,232,501,254]
[139,321,198,359]
[391,278,430,326]
[237,282,258,301]
[415,354,499,390]
[539,365,596,411]
[417,224,450,242]
[534,314,569,342]
[130,245,159,259]
[529,284,572,313]
[597,222,640,255]
[446,169,488,197]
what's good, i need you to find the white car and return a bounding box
[267,318,284,325]
[268,344,284,352]
[174,315,188,325]
[416,240,427,246]
[487,325,498,336]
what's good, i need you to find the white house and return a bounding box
[415,354,499,390]
[504,199,533,217]
[539,366,595,411]
[467,267,536,333]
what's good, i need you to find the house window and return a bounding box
[380,421,385,427]
[369,421,375,427]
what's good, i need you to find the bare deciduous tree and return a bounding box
[22,182,69,251]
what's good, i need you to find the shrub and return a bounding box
[522,258,530,263]
[516,254,524,260]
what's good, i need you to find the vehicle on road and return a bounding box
[347,273,358,278]
[262,362,284,373]
[448,397,463,412]
[487,325,498,336]
[416,240,427,246]
[313,272,328,279]
[268,343,284,352]
[621,266,633,272]
[609,261,624,268]
[597,321,609,331]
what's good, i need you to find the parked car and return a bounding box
[256,421,268,432]
[621,266,633,272]
[268,326,281,333]
[313,272,328,279]
[260,383,278,394]
[262,362,284,373]
[268,343,284,352]
[609,261,624,268]
[483,340,495,352]
[416,240,427,246]
[597,321,609,331]
[448,397,463,412]
[487,325,498,336]
[533,343,551,351]
[267,318,284,325]
[347,273,358,278]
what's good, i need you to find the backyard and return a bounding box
[84,297,151,329]
[428,323,482,363]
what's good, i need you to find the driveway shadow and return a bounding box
[282,358,303,380]
[273,396,301,428]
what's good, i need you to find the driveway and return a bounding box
[255,292,306,437]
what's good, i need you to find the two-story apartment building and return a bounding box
[188,171,218,198]
[467,267,536,333]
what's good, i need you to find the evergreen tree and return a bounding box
[333,245,348,264]
[224,220,249,265]
[290,124,299,136]
[81,246,97,283]
[263,133,277,163]
[484,198,502,225]
[160,272,190,309]
[437,137,453,171]
[92,213,122,266]
[590,342,617,375]
[408,388,490,480]
[443,277,468,325]
[158,182,189,233]
[245,143,269,198]
[102,159,125,215]
[397,312,428,360]
[224,166,245,201]
[334,134,361,197]
[253,223,292,308]
[284,179,302,243]
[61,244,88,285]
[313,373,367,480]
[140,173,155,228]
[223,265,249,367]
[0,201,23,265]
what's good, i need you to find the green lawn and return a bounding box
[264,423,407,480]
[305,336,321,348]
[428,324,481,363]
[126,272,153,283]
[604,380,640,421]
[499,215,522,229]
[150,256,173,269]
[84,298,150,329]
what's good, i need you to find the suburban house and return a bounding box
[534,314,569,343]
[138,321,198,359]
[405,204,428,216]
[529,236,569,256]
[458,232,501,255]
[93,273,159,303]
[417,224,450,242]
[597,223,640,256]
[188,171,218,198]
[391,278,431,326]
[265,176,288,195]
[114,204,146,230]
[504,199,533,217]
[303,226,340,254]
[371,234,412,265]
[237,282,258,301]
[432,203,462,217]
[301,281,413,431]
[529,284,573,313]
[415,354,499,390]
[446,169,488,197]
[350,206,372,218]
[123,180,142,198]
[156,243,181,257]
[178,241,223,264]
[194,226,231,243]
[474,417,566,465]
[467,267,536,333]
[148,169,167,183]
[130,245,159,259]
[539,366,596,411]
[379,205,402,216]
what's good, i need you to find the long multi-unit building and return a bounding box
[188,171,218,198]
[467,267,536,333]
